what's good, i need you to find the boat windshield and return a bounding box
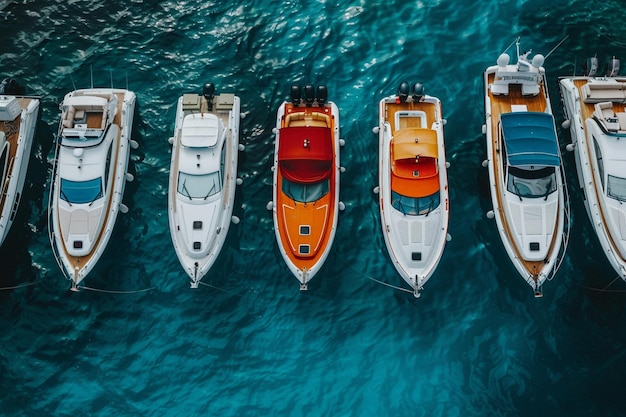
[60,177,103,204]
[607,174,626,202]
[506,166,557,198]
[391,190,440,216]
[177,171,221,200]
[282,177,329,203]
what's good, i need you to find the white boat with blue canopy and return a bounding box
[560,55,626,283]
[483,38,570,296]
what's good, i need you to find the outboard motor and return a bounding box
[202,83,215,110]
[290,85,301,106]
[316,85,327,107]
[412,83,424,102]
[606,56,620,77]
[398,81,410,103]
[304,84,315,106]
[0,78,24,95]
[583,56,598,77]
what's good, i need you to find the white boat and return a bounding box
[268,85,343,290]
[48,87,137,289]
[560,56,626,282]
[0,78,40,247]
[483,38,570,296]
[168,83,243,288]
[374,82,450,298]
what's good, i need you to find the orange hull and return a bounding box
[272,99,340,288]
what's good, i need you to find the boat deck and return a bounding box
[0,97,37,212]
[383,100,438,130]
[60,92,126,280]
[486,71,560,281]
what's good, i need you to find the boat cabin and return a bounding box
[490,52,544,96]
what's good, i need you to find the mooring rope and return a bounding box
[0,279,44,291]
[76,285,155,294]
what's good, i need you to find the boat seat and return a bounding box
[594,102,620,131]
[582,82,626,103]
[285,111,330,127]
[617,112,626,131]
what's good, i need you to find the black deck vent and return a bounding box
[529,242,540,251]
[73,241,83,249]
[193,221,203,230]
[411,252,422,261]
[193,242,201,250]
[299,245,310,255]
[299,225,310,235]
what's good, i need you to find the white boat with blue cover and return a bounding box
[168,83,243,288]
[483,39,570,296]
[48,87,137,289]
[560,56,626,282]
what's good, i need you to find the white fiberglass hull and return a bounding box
[560,76,626,280]
[0,96,40,247]
[49,88,136,288]
[377,94,449,297]
[168,91,241,288]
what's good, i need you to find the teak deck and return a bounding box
[486,72,560,281]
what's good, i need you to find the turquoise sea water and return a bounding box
[1,0,626,416]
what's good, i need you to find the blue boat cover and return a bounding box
[500,112,560,167]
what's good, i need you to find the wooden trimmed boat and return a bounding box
[483,38,570,296]
[48,87,137,289]
[0,78,40,247]
[560,55,626,282]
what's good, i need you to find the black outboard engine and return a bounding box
[290,85,301,106]
[203,83,215,110]
[398,81,410,103]
[606,56,620,77]
[304,84,315,106]
[412,83,424,102]
[583,57,598,77]
[0,78,25,95]
[316,85,327,107]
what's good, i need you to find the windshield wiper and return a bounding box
[204,182,217,200]
[543,180,553,201]
[60,189,72,207]
[181,179,193,200]
[513,181,523,201]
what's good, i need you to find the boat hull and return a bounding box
[0,95,40,247]
[377,94,449,297]
[483,53,569,296]
[559,76,626,280]
[49,88,136,288]
[168,91,241,287]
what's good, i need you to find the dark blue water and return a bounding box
[1,1,626,416]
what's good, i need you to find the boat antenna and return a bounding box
[125,69,129,90]
[110,68,113,88]
[544,34,569,59]
[90,65,94,88]
[69,73,76,91]
[501,36,520,56]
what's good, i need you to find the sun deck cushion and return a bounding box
[501,112,560,167]
[278,126,333,182]
[582,82,626,103]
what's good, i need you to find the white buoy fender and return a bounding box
[482,124,487,135]
[562,119,571,129]
[339,138,345,147]
[266,201,274,210]
[231,215,240,224]
[130,139,139,149]
[125,172,134,182]
[372,126,379,134]
[565,143,575,152]
[236,178,243,185]
[240,112,246,119]
[238,143,245,151]
[373,186,380,194]
[168,137,174,145]
[338,201,345,211]
[120,203,129,214]
[482,160,489,168]
[486,210,495,219]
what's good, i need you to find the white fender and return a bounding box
[266,201,274,210]
[236,178,243,185]
[372,126,379,134]
[231,215,240,224]
[120,203,129,214]
[130,139,139,149]
[125,172,134,182]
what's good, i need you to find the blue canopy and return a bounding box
[500,112,561,167]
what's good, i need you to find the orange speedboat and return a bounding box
[269,85,342,289]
